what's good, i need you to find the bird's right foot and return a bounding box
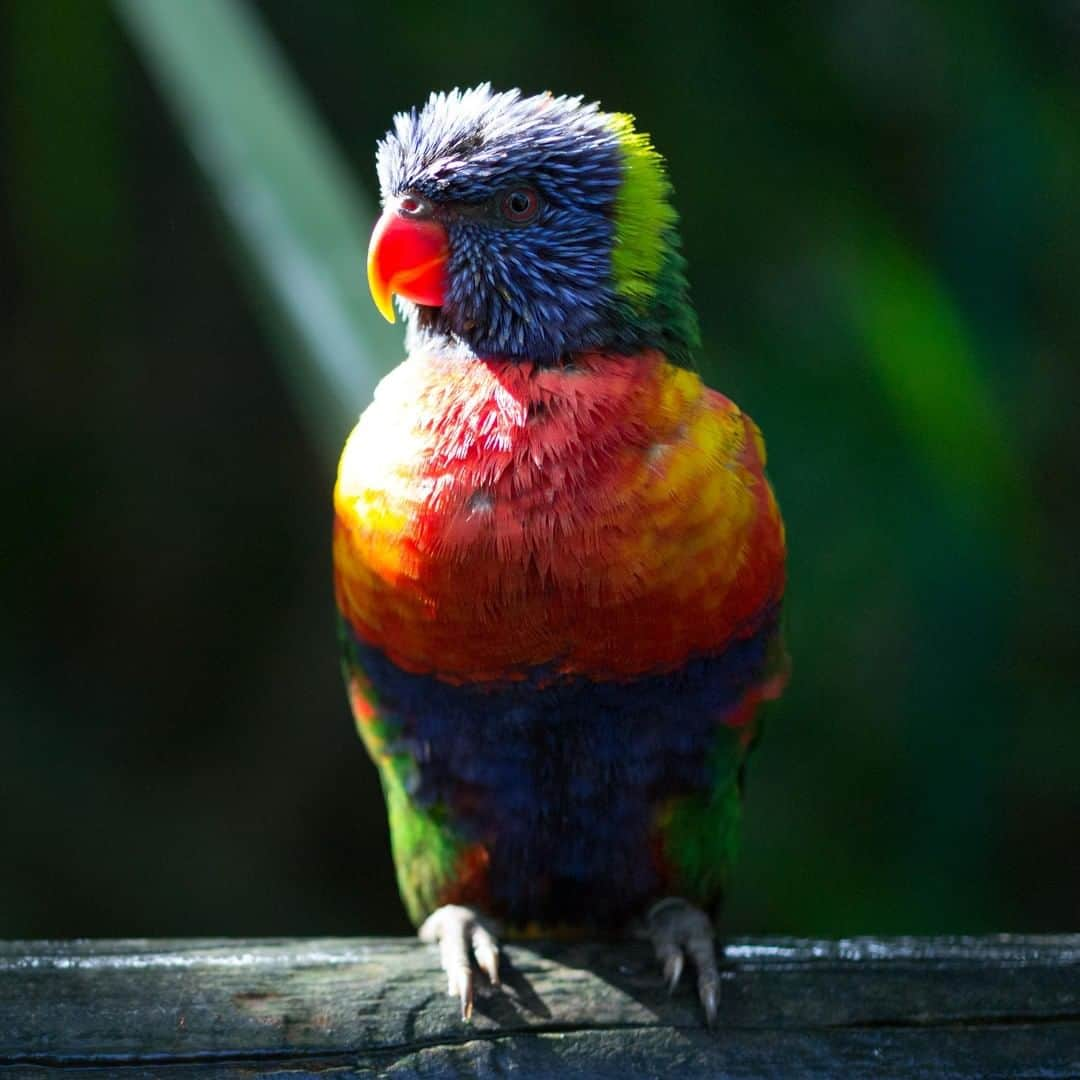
[638,896,721,1026]
[418,904,501,1020]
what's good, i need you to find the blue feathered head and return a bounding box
[368,84,699,364]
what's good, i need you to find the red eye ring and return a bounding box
[500,187,541,224]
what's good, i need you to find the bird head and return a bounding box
[368,84,699,364]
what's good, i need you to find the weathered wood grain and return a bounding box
[1,936,1078,1077]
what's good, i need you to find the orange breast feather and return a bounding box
[333,351,785,683]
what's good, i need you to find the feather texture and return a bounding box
[375,85,698,363]
[334,351,786,928]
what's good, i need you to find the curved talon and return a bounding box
[699,974,719,1027]
[659,944,684,992]
[471,921,501,987]
[687,933,720,1026]
[643,897,721,1026]
[418,904,501,1021]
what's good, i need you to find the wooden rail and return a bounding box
[2,936,1078,1076]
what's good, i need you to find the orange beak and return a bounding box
[366,204,450,324]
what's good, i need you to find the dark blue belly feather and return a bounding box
[346,614,776,926]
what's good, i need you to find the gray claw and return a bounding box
[661,946,684,992]
[472,921,501,987]
[699,973,719,1027]
[643,898,721,1026]
[418,904,501,1021]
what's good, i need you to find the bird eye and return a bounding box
[499,187,541,224]
[398,194,431,217]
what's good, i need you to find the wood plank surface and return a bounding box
[1,936,1078,1077]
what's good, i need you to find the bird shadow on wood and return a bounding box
[470,938,732,1029]
[471,953,553,1023]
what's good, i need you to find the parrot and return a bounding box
[333,84,787,1024]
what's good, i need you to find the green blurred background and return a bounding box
[2,0,1078,939]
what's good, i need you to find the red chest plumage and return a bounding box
[333,350,785,683]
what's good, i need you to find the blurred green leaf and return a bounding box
[844,224,1027,536]
[113,0,399,465]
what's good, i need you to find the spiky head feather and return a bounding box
[375,84,699,364]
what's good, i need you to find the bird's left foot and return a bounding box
[638,897,721,1026]
[418,904,501,1021]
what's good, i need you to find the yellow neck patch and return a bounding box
[608,113,679,309]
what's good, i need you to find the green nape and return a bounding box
[609,112,700,366]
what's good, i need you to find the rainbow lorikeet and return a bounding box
[333,85,787,1024]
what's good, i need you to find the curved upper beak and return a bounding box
[366,203,450,324]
